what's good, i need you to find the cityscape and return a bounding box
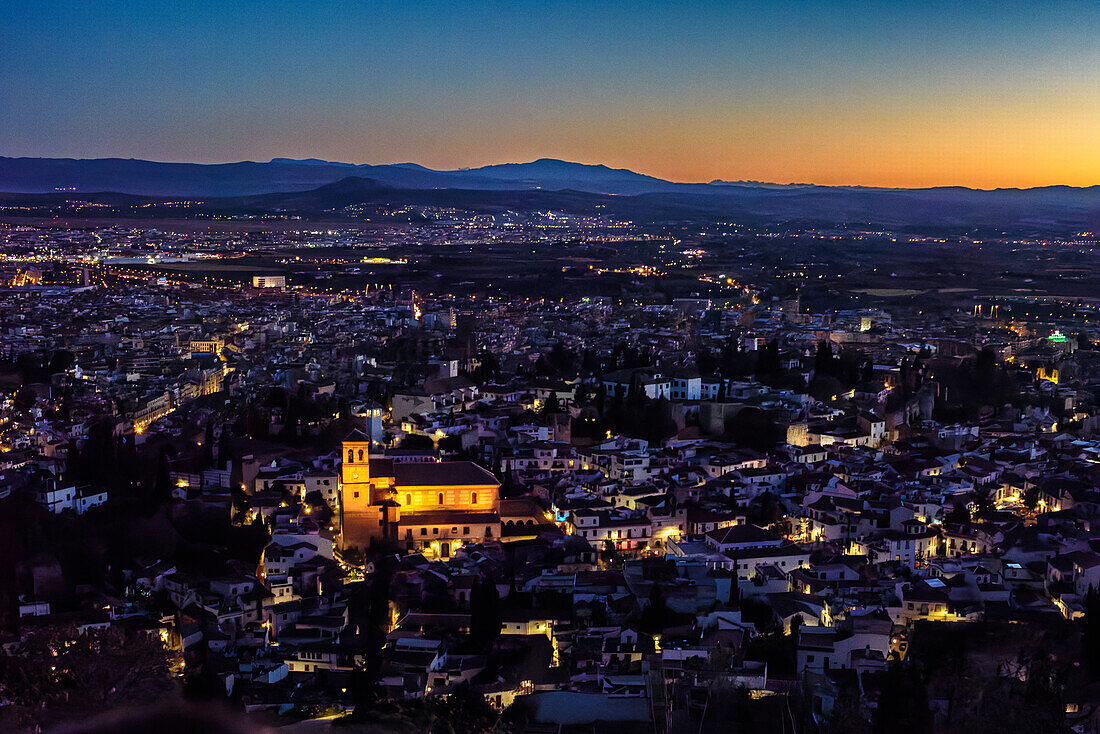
[3,2,1100,733]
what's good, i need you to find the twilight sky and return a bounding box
[2,1,1099,188]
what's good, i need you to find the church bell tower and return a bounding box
[342,437,372,493]
[340,433,378,550]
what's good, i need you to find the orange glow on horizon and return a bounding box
[303,90,1100,190]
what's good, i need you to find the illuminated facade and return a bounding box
[339,431,500,556]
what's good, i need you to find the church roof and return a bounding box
[394,461,500,487]
[369,458,395,478]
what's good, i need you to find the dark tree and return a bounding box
[639,583,670,634]
[469,576,501,648]
[872,663,932,734]
[755,340,781,375]
[1023,483,1041,512]
[1084,587,1100,679]
[153,449,173,505]
[541,392,561,415]
[971,486,994,521]
[202,421,215,467]
[815,340,836,377]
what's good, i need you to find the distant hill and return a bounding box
[223,176,617,214]
[1,157,1099,234]
[0,156,508,197]
[445,158,684,195]
[0,155,725,197]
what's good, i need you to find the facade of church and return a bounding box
[339,433,501,557]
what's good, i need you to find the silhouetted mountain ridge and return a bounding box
[0,155,825,196]
[2,158,1100,234]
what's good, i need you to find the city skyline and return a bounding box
[3,1,1100,189]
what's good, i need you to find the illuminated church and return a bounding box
[339,431,501,557]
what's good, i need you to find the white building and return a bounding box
[38,484,108,515]
[252,275,286,289]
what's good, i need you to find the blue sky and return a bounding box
[2,1,1099,186]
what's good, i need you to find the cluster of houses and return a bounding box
[4,274,1100,731]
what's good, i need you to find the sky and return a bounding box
[2,1,1100,188]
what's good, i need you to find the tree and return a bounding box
[202,421,215,467]
[469,576,500,648]
[13,386,36,412]
[872,663,932,734]
[971,486,995,521]
[498,463,517,498]
[639,583,670,634]
[815,340,836,377]
[1023,484,1041,512]
[0,626,180,729]
[755,340,780,375]
[642,398,677,445]
[945,502,970,525]
[401,433,436,451]
[581,348,600,376]
[217,426,232,467]
[749,491,782,527]
[541,392,561,415]
[726,408,783,452]
[862,359,875,383]
[426,682,500,734]
[153,449,173,505]
[600,539,622,569]
[1084,587,1100,679]
[472,351,499,383]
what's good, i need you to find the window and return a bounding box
[347,449,354,463]
[406,494,412,506]
[438,493,444,505]
[420,528,427,536]
[353,491,359,498]
[463,526,470,534]
[358,449,364,462]
[433,528,439,535]
[486,526,493,537]
[471,492,478,505]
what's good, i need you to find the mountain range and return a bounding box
[1,156,1099,234]
[0,156,709,197]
